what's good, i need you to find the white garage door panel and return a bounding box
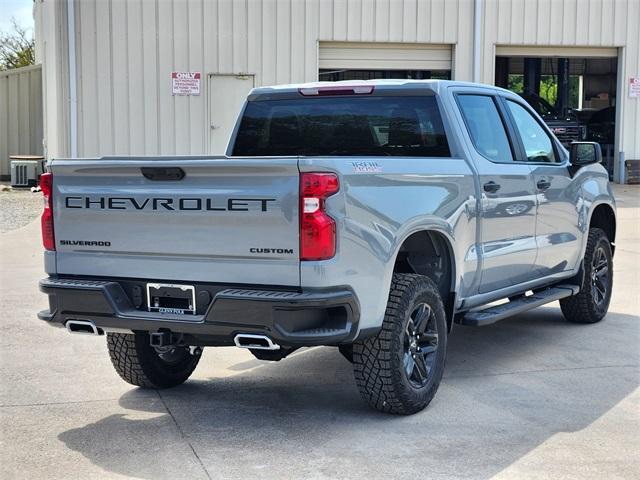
[496,46,618,58]
[319,42,452,70]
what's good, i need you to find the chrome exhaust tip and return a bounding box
[234,333,280,351]
[66,320,103,336]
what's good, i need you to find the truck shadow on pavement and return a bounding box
[58,306,639,479]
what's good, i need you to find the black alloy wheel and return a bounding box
[560,228,613,324]
[404,303,439,388]
[590,244,610,315]
[352,273,447,414]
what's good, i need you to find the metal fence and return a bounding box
[0,65,43,180]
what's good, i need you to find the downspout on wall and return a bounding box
[473,0,483,83]
[66,0,77,157]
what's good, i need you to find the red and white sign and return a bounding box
[172,71,201,96]
[630,77,640,98]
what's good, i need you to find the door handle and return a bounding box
[536,179,551,191]
[483,181,501,193]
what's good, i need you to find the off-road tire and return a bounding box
[107,332,201,388]
[560,228,613,324]
[352,273,447,415]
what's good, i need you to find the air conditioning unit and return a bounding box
[10,160,39,187]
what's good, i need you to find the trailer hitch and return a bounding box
[149,331,184,349]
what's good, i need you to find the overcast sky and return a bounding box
[0,0,34,36]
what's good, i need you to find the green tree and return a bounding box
[539,76,557,105]
[0,19,35,71]
[508,74,524,93]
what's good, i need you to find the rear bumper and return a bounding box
[38,277,361,347]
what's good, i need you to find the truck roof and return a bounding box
[248,79,509,101]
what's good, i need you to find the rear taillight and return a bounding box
[300,173,339,261]
[40,172,55,250]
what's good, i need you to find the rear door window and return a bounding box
[232,96,450,157]
[457,94,514,163]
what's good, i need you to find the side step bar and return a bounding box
[460,285,580,327]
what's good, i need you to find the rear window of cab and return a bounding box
[232,96,450,157]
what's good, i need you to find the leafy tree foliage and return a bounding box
[508,73,580,109]
[0,19,35,71]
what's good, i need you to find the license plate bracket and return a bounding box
[147,283,196,315]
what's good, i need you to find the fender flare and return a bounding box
[580,200,616,261]
[385,225,459,332]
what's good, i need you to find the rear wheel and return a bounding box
[560,228,613,324]
[352,274,447,415]
[107,332,201,388]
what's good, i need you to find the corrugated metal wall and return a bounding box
[0,65,44,179]
[69,0,473,157]
[38,0,640,177]
[36,0,70,163]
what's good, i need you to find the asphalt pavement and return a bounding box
[1,185,638,479]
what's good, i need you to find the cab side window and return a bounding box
[506,100,557,163]
[457,95,514,163]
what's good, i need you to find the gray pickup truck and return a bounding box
[38,80,616,415]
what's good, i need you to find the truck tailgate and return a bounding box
[50,157,300,286]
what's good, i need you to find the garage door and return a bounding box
[319,42,452,71]
[495,46,618,58]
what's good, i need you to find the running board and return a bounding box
[460,285,580,327]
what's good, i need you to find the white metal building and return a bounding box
[35,0,640,182]
[0,65,43,179]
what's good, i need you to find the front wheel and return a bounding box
[107,332,201,388]
[560,228,613,323]
[352,274,447,415]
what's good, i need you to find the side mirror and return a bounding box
[570,142,602,166]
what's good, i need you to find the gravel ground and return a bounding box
[0,187,43,233]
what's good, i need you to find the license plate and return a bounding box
[147,283,196,315]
